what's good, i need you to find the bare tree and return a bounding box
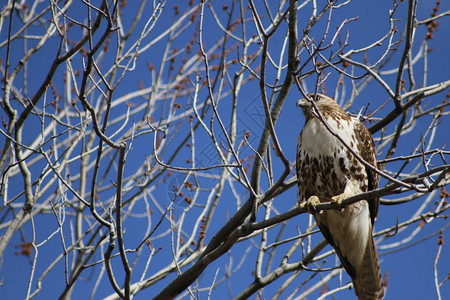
[0,0,449,299]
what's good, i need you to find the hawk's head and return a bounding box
[297,93,339,119]
[296,93,334,108]
[296,93,340,120]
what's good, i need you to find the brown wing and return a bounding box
[354,121,379,224]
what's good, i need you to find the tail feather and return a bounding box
[352,232,384,300]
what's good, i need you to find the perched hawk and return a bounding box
[296,93,384,299]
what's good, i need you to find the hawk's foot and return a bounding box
[330,192,350,213]
[300,195,322,215]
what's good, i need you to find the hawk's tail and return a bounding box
[352,232,384,300]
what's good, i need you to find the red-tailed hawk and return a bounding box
[296,93,384,299]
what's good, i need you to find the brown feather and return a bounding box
[354,121,380,223]
[352,231,384,300]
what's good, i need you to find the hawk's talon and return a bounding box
[331,193,349,213]
[301,195,322,215]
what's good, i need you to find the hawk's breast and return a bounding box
[297,115,367,202]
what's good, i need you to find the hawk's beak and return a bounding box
[296,98,312,108]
